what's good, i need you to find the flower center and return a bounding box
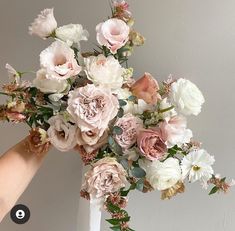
[192,165,201,171]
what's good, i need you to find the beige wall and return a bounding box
[1,0,235,230]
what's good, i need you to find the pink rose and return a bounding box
[137,129,167,161]
[96,18,130,54]
[6,112,26,123]
[82,157,127,198]
[76,128,108,154]
[114,113,142,150]
[160,116,193,148]
[40,41,81,80]
[67,84,119,132]
[29,8,57,39]
[131,72,161,105]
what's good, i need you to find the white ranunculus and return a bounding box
[29,8,57,39]
[181,149,215,183]
[169,78,205,116]
[55,24,89,46]
[84,54,124,89]
[33,69,69,94]
[139,158,182,191]
[47,115,77,152]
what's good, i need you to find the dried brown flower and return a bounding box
[25,128,50,155]
[161,181,185,200]
[80,190,90,200]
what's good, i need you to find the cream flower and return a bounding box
[84,55,124,89]
[181,149,215,183]
[55,24,89,46]
[82,157,127,198]
[67,84,119,132]
[169,78,205,116]
[29,8,57,39]
[47,115,77,152]
[96,18,130,54]
[5,63,20,84]
[40,41,81,80]
[160,116,193,148]
[33,69,69,93]
[114,113,143,149]
[139,158,182,191]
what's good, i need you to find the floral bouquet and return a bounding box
[0,1,233,231]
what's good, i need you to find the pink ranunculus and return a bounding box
[67,84,119,132]
[160,116,193,148]
[29,8,57,39]
[131,72,161,105]
[96,18,130,54]
[137,129,167,161]
[82,157,127,198]
[40,41,81,80]
[76,128,108,154]
[114,113,143,150]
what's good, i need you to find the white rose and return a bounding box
[139,158,182,191]
[169,78,205,116]
[84,54,124,89]
[29,8,57,39]
[47,115,77,152]
[55,24,89,46]
[33,69,69,94]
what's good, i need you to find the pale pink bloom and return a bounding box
[67,84,119,132]
[160,116,193,148]
[131,72,161,105]
[82,157,127,198]
[6,112,26,123]
[29,8,57,39]
[96,18,130,54]
[47,115,77,152]
[114,113,142,149]
[40,41,81,80]
[76,128,108,154]
[137,129,167,161]
[5,63,20,84]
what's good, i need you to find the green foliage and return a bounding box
[209,186,219,195]
[131,167,146,178]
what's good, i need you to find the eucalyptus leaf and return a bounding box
[118,99,127,107]
[131,167,146,178]
[113,126,123,135]
[117,108,124,118]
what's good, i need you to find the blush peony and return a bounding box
[84,54,124,89]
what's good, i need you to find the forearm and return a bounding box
[0,138,49,221]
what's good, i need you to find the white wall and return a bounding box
[0,0,235,230]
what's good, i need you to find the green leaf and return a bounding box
[108,137,123,155]
[29,87,38,97]
[128,95,137,102]
[106,219,119,225]
[106,203,121,213]
[131,167,146,178]
[221,177,226,182]
[209,186,219,195]
[110,226,121,231]
[113,126,123,135]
